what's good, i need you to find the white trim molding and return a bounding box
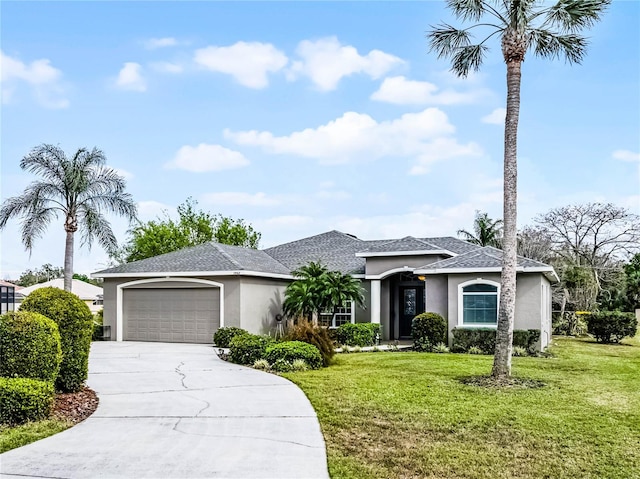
[95,270,295,280]
[457,278,500,328]
[115,277,225,342]
[370,280,381,324]
[365,265,415,280]
[356,249,456,258]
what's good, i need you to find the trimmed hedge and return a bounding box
[213,327,249,348]
[412,312,447,352]
[229,334,274,365]
[585,311,638,343]
[265,341,323,370]
[20,287,94,392]
[0,377,55,425]
[0,311,62,383]
[452,328,541,354]
[336,323,381,347]
[284,320,335,366]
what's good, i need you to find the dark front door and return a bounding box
[399,286,425,338]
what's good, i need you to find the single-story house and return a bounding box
[0,280,19,315]
[94,230,557,350]
[17,278,104,314]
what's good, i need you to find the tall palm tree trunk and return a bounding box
[492,58,522,378]
[64,230,74,292]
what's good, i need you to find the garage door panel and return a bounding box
[123,288,219,343]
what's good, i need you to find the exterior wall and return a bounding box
[380,279,391,340]
[239,277,288,334]
[101,276,242,341]
[365,255,448,276]
[445,272,548,350]
[355,281,371,324]
[425,276,447,319]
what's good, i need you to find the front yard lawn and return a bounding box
[285,335,640,479]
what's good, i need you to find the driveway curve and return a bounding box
[0,342,329,479]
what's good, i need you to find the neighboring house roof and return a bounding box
[93,230,556,280]
[0,280,21,289]
[414,246,558,281]
[17,279,103,300]
[95,242,292,277]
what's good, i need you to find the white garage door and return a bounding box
[123,288,220,343]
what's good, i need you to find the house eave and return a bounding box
[413,266,558,278]
[93,270,295,280]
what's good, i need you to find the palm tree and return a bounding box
[323,270,365,324]
[428,0,610,378]
[0,144,138,292]
[457,211,503,247]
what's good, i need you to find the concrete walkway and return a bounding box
[0,342,329,479]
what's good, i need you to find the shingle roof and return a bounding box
[264,230,367,275]
[357,236,445,254]
[95,242,291,276]
[415,246,553,271]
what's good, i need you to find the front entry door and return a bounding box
[399,286,425,338]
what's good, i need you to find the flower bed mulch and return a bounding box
[52,387,99,424]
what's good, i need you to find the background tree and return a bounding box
[428,0,610,378]
[72,273,102,287]
[15,264,64,287]
[457,211,503,247]
[0,144,137,291]
[113,198,261,263]
[283,262,365,324]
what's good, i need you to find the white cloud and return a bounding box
[287,37,404,91]
[137,200,174,220]
[150,61,184,74]
[261,215,314,228]
[194,41,288,89]
[482,108,506,125]
[371,76,484,105]
[316,189,351,201]
[612,150,640,163]
[1,50,69,108]
[201,192,281,207]
[116,62,147,92]
[166,143,250,172]
[111,167,134,181]
[225,107,482,173]
[144,37,178,49]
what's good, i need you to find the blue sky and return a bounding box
[1,1,639,279]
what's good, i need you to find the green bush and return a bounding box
[412,312,447,352]
[336,323,380,347]
[0,311,62,383]
[20,287,94,392]
[585,311,638,343]
[452,328,541,354]
[553,312,588,336]
[0,377,55,425]
[228,334,274,365]
[284,320,335,366]
[213,327,249,348]
[265,341,323,370]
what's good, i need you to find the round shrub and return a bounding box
[585,311,638,343]
[213,327,249,348]
[0,377,55,425]
[265,341,323,370]
[284,320,335,366]
[229,334,274,365]
[0,311,62,383]
[336,323,380,347]
[412,313,447,351]
[20,287,93,393]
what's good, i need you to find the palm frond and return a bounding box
[507,0,538,29]
[446,0,486,22]
[20,144,67,184]
[544,0,612,33]
[427,24,472,59]
[529,29,587,63]
[80,207,118,254]
[21,207,58,252]
[451,44,488,77]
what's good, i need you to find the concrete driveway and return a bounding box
[0,342,329,479]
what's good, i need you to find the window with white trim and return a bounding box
[460,282,498,325]
[319,301,355,328]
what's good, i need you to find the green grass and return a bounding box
[0,418,72,453]
[284,335,640,479]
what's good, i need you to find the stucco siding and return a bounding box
[355,281,371,324]
[365,255,448,276]
[239,277,288,334]
[425,276,448,319]
[514,274,543,330]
